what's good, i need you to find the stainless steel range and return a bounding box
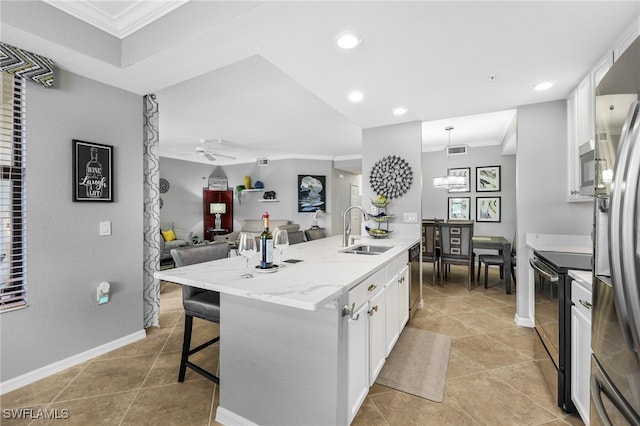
[530,250,592,413]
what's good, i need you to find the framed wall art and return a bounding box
[476,165,501,192]
[448,197,470,221]
[73,139,113,202]
[476,196,501,222]
[447,167,470,193]
[298,175,326,212]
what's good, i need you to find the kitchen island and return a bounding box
[155,234,419,425]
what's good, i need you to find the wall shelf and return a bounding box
[258,199,279,202]
[242,188,264,192]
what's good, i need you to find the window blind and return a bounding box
[0,72,26,312]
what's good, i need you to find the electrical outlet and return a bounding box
[99,221,111,236]
[97,282,110,304]
[403,212,418,223]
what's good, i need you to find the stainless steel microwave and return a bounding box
[579,139,595,196]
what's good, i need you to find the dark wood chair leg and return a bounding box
[178,314,193,382]
[484,265,489,289]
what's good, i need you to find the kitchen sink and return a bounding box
[339,244,393,255]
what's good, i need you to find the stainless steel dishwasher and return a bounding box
[408,242,421,318]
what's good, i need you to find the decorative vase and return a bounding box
[244,175,251,189]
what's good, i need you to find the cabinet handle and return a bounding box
[342,303,360,321]
[368,305,378,316]
[579,299,593,310]
[367,284,377,292]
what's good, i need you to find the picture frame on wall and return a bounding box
[298,175,326,212]
[72,139,113,202]
[477,196,501,222]
[448,197,470,221]
[447,167,471,193]
[476,165,501,192]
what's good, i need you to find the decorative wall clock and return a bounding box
[369,155,413,199]
[159,178,170,193]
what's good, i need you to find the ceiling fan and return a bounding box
[194,139,237,161]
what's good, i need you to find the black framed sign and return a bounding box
[298,175,326,212]
[72,139,113,202]
[476,165,501,192]
[477,196,501,222]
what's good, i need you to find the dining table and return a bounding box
[472,235,513,294]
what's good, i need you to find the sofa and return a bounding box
[160,222,193,261]
[213,219,300,244]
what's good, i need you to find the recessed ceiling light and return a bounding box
[336,32,361,49]
[393,107,408,116]
[534,81,555,91]
[348,91,364,102]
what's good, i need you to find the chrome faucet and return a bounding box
[343,205,369,247]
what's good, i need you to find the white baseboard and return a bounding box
[0,329,146,395]
[215,407,258,426]
[515,313,534,328]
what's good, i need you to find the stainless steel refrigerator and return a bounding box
[592,35,640,426]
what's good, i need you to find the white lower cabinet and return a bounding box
[347,301,369,423]
[346,254,410,423]
[398,265,409,329]
[384,274,399,357]
[571,278,592,426]
[369,288,386,383]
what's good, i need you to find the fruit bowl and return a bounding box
[371,199,389,208]
[366,226,392,239]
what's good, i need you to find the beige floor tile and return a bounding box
[369,389,479,425]
[1,363,87,408]
[351,397,389,426]
[40,391,136,425]
[447,310,515,334]
[447,334,532,378]
[447,371,557,426]
[121,380,214,426]
[409,314,479,338]
[487,326,536,358]
[54,354,156,401]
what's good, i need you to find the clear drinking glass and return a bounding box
[238,232,257,278]
[273,229,289,265]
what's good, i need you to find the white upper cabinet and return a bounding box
[613,16,640,62]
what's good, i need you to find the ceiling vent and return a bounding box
[257,158,269,166]
[447,145,467,156]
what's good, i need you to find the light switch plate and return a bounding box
[99,221,111,236]
[403,212,418,223]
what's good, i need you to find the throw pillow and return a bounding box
[162,229,177,242]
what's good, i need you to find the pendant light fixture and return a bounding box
[433,126,467,189]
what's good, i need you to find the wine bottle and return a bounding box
[260,212,273,268]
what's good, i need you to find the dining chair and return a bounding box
[439,222,475,290]
[421,220,440,283]
[170,242,229,384]
[304,228,326,241]
[477,234,517,289]
[288,230,306,244]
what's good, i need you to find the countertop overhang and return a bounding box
[155,235,419,311]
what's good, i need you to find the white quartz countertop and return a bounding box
[525,233,592,254]
[569,270,593,290]
[155,235,419,311]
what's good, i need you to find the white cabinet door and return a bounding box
[369,288,386,384]
[347,302,369,424]
[571,279,592,426]
[384,274,399,357]
[398,265,410,330]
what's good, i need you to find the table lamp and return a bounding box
[210,203,226,230]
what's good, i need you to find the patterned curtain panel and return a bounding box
[143,94,161,328]
[0,42,55,88]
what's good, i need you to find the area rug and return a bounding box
[375,327,452,403]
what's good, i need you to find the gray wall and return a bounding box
[422,145,516,240]
[515,100,593,317]
[362,121,422,241]
[160,157,339,237]
[1,69,144,381]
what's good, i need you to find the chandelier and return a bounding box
[432,126,467,189]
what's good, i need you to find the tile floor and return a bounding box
[1,265,585,425]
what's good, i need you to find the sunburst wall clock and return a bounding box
[369,155,413,199]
